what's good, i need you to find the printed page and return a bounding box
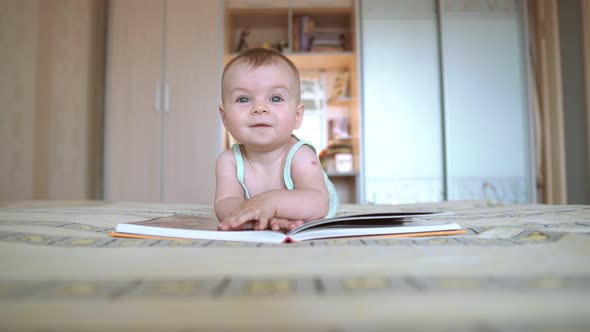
[290,220,462,242]
[288,211,450,235]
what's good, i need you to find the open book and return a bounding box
[109,212,464,244]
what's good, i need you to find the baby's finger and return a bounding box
[269,218,282,231]
[288,220,304,231]
[238,220,256,230]
[219,219,247,231]
[270,218,290,231]
[255,215,270,230]
[228,210,258,229]
[217,220,232,231]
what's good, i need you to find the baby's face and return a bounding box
[220,61,303,150]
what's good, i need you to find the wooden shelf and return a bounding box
[288,52,354,71]
[328,96,352,106]
[226,0,352,11]
[327,172,358,178]
[224,52,353,71]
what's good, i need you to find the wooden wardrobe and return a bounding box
[105,0,223,204]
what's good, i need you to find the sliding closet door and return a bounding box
[362,0,444,204]
[361,0,533,204]
[440,0,533,202]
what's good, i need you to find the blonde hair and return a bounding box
[221,48,301,102]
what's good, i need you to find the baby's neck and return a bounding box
[241,139,294,167]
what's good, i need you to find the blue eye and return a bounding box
[236,97,250,103]
[271,96,284,103]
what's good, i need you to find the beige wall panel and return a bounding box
[0,0,38,201]
[1,0,105,201]
[33,1,52,198]
[87,0,107,200]
[105,0,164,202]
[540,0,567,204]
[163,0,223,204]
[38,0,105,199]
[529,0,567,204]
[583,0,590,181]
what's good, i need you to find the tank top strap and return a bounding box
[232,144,251,199]
[283,140,317,190]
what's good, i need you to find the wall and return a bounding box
[558,0,590,204]
[0,0,107,201]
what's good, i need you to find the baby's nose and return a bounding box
[252,104,268,114]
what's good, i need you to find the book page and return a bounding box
[290,220,461,242]
[288,211,450,235]
[134,215,219,231]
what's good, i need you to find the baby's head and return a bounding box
[219,48,304,147]
[221,48,301,104]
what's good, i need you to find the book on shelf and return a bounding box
[108,212,464,244]
[293,15,300,52]
[292,15,317,52]
[292,14,350,53]
[300,15,314,52]
[311,33,346,49]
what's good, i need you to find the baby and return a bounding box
[215,48,338,232]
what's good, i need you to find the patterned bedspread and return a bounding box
[0,200,589,332]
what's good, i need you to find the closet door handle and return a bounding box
[155,81,161,113]
[164,82,170,113]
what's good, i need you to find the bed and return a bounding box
[0,200,589,331]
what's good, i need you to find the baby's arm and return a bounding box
[222,145,330,230]
[279,144,331,219]
[215,149,301,232]
[214,149,247,223]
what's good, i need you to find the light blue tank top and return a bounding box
[232,139,339,218]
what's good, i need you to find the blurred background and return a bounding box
[1,0,588,205]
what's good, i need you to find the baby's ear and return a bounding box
[219,105,228,127]
[294,102,304,129]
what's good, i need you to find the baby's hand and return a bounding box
[218,193,277,231]
[218,219,256,231]
[269,218,304,232]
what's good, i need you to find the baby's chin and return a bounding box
[239,136,295,151]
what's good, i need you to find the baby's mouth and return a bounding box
[251,123,271,128]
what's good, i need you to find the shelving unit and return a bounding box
[223,0,361,203]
